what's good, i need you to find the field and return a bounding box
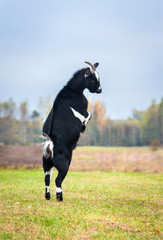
[0,170,162,239]
[0,146,163,173]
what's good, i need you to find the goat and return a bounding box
[42,61,102,201]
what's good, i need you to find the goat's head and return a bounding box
[84,61,102,94]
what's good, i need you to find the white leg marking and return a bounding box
[45,167,54,193]
[70,107,91,126]
[56,187,62,193]
[70,107,85,123]
[45,167,53,179]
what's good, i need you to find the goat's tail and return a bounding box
[40,132,54,159]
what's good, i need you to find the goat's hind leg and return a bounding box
[44,168,53,200]
[55,160,69,202]
[43,156,53,200]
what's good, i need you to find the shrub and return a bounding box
[150,140,160,151]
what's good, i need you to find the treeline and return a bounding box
[0,97,162,146]
[0,99,42,144]
[79,99,163,146]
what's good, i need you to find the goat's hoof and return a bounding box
[81,125,86,133]
[45,192,51,200]
[56,192,63,202]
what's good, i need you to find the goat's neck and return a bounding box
[66,73,85,93]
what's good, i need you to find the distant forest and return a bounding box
[0,97,162,146]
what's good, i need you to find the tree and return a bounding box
[20,102,28,121]
[20,102,28,143]
[133,109,144,121]
[140,100,160,145]
[158,98,163,144]
[31,110,40,119]
[37,95,52,121]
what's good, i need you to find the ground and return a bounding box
[0,170,162,239]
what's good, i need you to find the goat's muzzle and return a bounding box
[96,86,102,94]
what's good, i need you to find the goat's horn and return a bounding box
[84,61,96,70]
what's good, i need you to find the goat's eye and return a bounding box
[90,80,95,83]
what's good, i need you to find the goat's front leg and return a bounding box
[81,112,91,133]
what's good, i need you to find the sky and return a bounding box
[0,0,162,119]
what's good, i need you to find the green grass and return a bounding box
[0,170,162,239]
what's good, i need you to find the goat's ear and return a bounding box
[94,63,99,69]
[85,67,90,77]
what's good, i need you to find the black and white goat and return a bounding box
[42,61,102,201]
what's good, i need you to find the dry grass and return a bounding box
[71,146,163,173]
[0,145,163,173]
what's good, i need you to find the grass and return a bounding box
[0,170,162,239]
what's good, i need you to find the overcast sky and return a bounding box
[0,0,162,119]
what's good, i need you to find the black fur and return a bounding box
[42,64,102,201]
[56,192,63,201]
